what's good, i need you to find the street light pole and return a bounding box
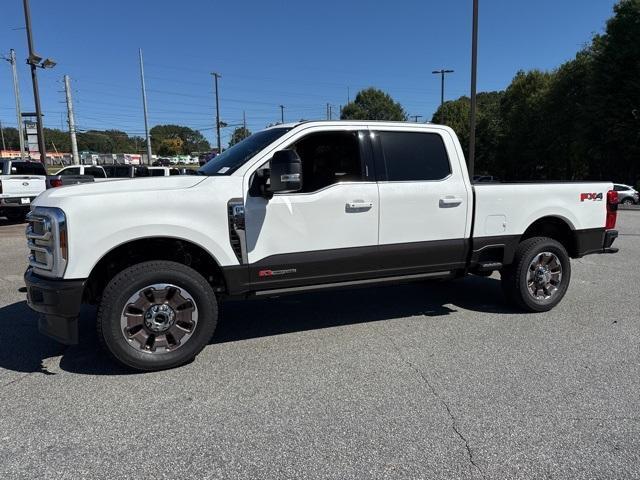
[279,105,285,124]
[211,72,222,154]
[23,0,48,163]
[139,48,153,164]
[468,0,479,180]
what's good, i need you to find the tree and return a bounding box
[229,126,251,146]
[585,0,640,185]
[150,125,210,154]
[340,88,406,121]
[158,137,184,156]
[431,91,503,176]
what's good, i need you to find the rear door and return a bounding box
[373,128,471,274]
[243,127,379,290]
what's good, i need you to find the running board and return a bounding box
[253,271,454,297]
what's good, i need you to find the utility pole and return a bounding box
[468,0,479,180]
[347,86,350,104]
[23,0,53,164]
[139,48,152,164]
[411,115,422,123]
[279,105,285,124]
[0,121,6,151]
[243,110,247,130]
[211,72,222,154]
[2,49,27,159]
[432,69,455,108]
[63,75,79,165]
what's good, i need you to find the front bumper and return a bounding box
[24,268,85,344]
[0,196,35,206]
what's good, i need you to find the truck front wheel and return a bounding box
[501,237,571,312]
[97,260,218,371]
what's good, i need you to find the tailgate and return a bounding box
[0,176,47,198]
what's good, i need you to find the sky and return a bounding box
[0,0,619,149]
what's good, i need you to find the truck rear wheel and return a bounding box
[501,236,571,312]
[97,260,218,371]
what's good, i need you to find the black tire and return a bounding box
[97,260,218,371]
[621,198,635,205]
[501,236,571,312]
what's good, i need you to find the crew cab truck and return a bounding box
[0,159,47,222]
[23,121,619,371]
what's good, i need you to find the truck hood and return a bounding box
[34,175,208,204]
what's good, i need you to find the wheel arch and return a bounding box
[519,216,579,258]
[84,236,228,304]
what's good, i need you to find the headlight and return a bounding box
[26,207,68,278]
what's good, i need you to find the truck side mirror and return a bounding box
[269,150,302,194]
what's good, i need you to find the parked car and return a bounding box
[0,159,46,221]
[101,164,150,178]
[152,158,172,167]
[613,183,639,205]
[148,166,181,176]
[24,121,619,371]
[54,165,109,181]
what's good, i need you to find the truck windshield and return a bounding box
[198,127,292,176]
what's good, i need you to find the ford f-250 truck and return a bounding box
[0,159,47,221]
[23,121,619,371]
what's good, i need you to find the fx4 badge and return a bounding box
[580,192,603,202]
[258,268,297,278]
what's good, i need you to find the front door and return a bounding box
[244,128,379,290]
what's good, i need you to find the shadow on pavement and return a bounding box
[213,275,520,344]
[0,275,519,376]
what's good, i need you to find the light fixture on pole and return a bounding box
[23,0,56,164]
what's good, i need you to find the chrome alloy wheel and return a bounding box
[120,283,198,354]
[526,252,563,301]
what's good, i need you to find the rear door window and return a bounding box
[12,162,47,175]
[376,131,451,181]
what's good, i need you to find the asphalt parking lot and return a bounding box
[0,212,638,480]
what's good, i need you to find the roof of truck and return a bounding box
[266,120,445,132]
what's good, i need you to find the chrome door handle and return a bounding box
[346,200,373,211]
[439,196,463,208]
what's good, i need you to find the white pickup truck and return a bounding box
[0,159,47,222]
[23,121,619,371]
